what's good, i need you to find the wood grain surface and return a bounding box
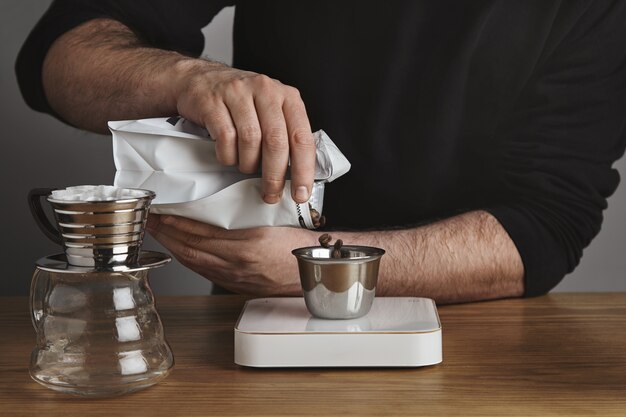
[1,293,625,416]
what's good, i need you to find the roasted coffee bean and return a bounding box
[318,215,326,228]
[332,239,344,258]
[308,203,325,229]
[320,234,345,257]
[318,233,332,248]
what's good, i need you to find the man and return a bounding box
[16,1,626,302]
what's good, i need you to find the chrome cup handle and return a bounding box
[28,188,63,246]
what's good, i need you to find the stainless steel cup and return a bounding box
[28,187,155,267]
[292,245,385,319]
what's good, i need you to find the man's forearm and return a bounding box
[354,210,524,303]
[43,19,198,132]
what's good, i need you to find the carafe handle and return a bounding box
[28,188,62,245]
[30,269,50,330]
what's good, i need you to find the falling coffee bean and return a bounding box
[318,233,332,248]
[308,203,326,229]
[332,239,343,258]
[319,234,346,258]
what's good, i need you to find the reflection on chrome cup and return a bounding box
[292,245,385,319]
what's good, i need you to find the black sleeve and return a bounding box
[15,0,233,116]
[485,0,626,296]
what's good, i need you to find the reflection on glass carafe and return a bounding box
[29,259,174,397]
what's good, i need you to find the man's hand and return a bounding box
[146,214,317,296]
[42,19,317,204]
[172,61,316,204]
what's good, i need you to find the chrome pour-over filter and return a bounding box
[29,187,155,267]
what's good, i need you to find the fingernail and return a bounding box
[264,193,281,204]
[295,186,309,202]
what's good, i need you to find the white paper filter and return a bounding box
[109,117,350,229]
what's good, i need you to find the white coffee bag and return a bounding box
[109,117,350,229]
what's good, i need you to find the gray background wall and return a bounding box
[1,1,624,296]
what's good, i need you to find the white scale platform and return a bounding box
[234,297,442,367]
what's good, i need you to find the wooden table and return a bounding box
[1,293,625,416]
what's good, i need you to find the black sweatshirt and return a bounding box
[16,0,626,296]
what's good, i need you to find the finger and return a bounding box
[223,94,262,174]
[153,216,248,260]
[201,100,238,166]
[254,91,289,204]
[148,221,229,267]
[283,89,316,203]
[152,234,252,294]
[159,215,245,240]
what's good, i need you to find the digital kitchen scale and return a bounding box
[234,297,442,367]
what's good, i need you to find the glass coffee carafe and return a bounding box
[27,186,174,397]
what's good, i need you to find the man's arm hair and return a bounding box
[42,18,207,132]
[362,210,524,303]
